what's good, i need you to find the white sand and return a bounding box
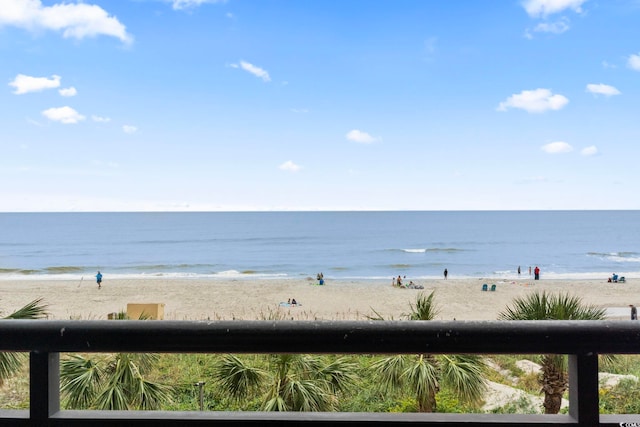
[0,277,637,321]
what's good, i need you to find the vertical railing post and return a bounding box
[30,351,60,423]
[568,353,599,425]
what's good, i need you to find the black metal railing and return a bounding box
[1,320,639,426]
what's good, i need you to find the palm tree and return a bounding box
[0,299,49,386]
[371,292,487,412]
[60,312,172,410]
[498,291,606,414]
[213,353,357,411]
[60,352,171,410]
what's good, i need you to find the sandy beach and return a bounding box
[0,276,636,321]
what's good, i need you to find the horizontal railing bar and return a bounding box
[0,320,639,354]
[0,410,582,426]
[2,410,638,427]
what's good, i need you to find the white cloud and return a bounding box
[92,115,111,122]
[9,74,60,94]
[541,141,573,153]
[586,83,620,96]
[122,125,138,134]
[171,0,225,10]
[581,145,598,156]
[58,86,77,97]
[522,0,587,17]
[346,129,379,144]
[497,88,569,113]
[0,0,132,43]
[533,19,570,34]
[42,106,85,124]
[279,160,301,172]
[235,61,271,82]
[628,53,640,71]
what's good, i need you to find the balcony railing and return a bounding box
[1,320,639,426]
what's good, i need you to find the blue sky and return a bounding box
[1,0,639,211]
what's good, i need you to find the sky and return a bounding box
[1,0,640,212]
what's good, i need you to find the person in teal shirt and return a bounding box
[96,271,103,289]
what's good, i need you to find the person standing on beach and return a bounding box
[631,305,637,320]
[529,266,532,276]
[534,266,540,280]
[443,268,448,280]
[96,271,103,289]
[518,266,521,275]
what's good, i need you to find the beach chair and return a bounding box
[619,276,626,283]
[482,284,488,291]
[490,284,496,291]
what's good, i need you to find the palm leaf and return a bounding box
[60,355,104,409]
[131,377,173,410]
[0,352,24,387]
[94,381,130,410]
[4,298,48,319]
[404,355,439,409]
[282,379,331,412]
[262,394,288,412]
[370,355,408,393]
[408,291,440,320]
[439,354,487,404]
[0,299,49,385]
[213,354,265,399]
[317,357,358,394]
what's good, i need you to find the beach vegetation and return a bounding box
[498,291,607,414]
[0,298,48,386]
[59,311,171,410]
[60,352,172,410]
[211,353,358,411]
[370,292,487,412]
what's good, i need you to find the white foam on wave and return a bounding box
[403,249,426,253]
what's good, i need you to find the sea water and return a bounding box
[0,211,639,281]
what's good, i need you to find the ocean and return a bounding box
[0,211,639,281]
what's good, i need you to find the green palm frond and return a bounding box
[317,357,358,394]
[499,291,606,414]
[61,352,172,411]
[94,381,129,410]
[549,293,606,320]
[60,355,104,409]
[290,355,324,380]
[0,299,49,385]
[0,352,24,387]
[439,354,487,404]
[262,394,288,412]
[127,353,160,375]
[370,355,408,393]
[499,292,605,321]
[499,292,550,320]
[131,377,173,410]
[4,298,48,320]
[213,354,265,399]
[408,291,440,320]
[404,355,439,408]
[282,379,332,412]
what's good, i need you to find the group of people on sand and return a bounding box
[287,298,298,306]
[608,273,626,283]
[392,275,424,289]
[316,272,325,285]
